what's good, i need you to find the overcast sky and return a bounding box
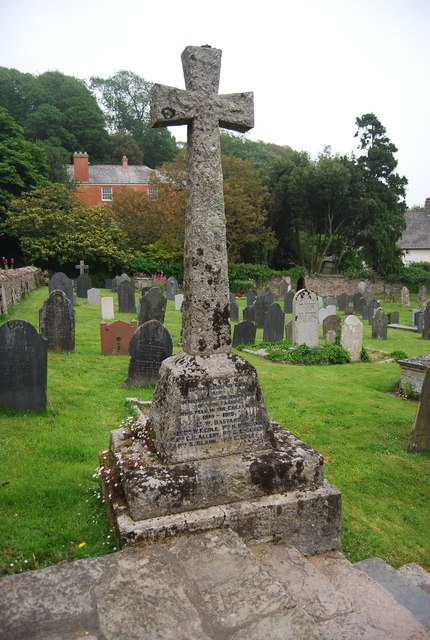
[1,0,429,207]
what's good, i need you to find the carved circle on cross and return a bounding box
[161,107,176,119]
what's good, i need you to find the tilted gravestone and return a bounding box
[138,287,166,325]
[0,320,47,410]
[232,320,257,348]
[117,280,136,313]
[263,302,285,342]
[407,367,430,452]
[371,307,387,339]
[292,289,319,348]
[341,315,363,361]
[100,46,340,551]
[243,305,256,323]
[422,301,430,340]
[39,290,75,352]
[76,274,92,298]
[246,291,256,307]
[49,272,74,304]
[322,314,341,341]
[100,320,137,355]
[101,297,115,321]
[87,288,101,305]
[125,320,173,387]
[284,290,295,314]
[165,277,179,301]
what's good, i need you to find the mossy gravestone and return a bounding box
[39,290,75,353]
[407,367,430,452]
[102,46,341,552]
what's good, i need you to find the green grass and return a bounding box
[0,287,429,575]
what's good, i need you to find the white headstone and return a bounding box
[293,289,319,348]
[318,307,330,325]
[326,304,336,317]
[87,288,101,305]
[101,297,115,320]
[174,293,184,311]
[341,315,363,362]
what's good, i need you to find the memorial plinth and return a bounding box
[100,46,341,554]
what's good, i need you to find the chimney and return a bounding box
[425,198,430,214]
[122,155,128,168]
[73,152,89,182]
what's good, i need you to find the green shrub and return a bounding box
[131,254,184,283]
[228,263,306,289]
[265,342,351,365]
[398,263,430,293]
[360,347,370,362]
[390,350,408,362]
[230,279,256,293]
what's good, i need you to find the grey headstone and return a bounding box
[285,318,293,340]
[341,315,363,361]
[230,301,239,322]
[284,290,295,314]
[76,273,92,298]
[254,295,266,328]
[165,277,179,301]
[279,277,291,297]
[39,290,75,352]
[416,312,424,333]
[408,367,430,452]
[104,279,112,290]
[138,287,166,325]
[125,320,173,387]
[243,305,256,323]
[111,276,119,293]
[87,288,101,305]
[337,293,348,311]
[264,292,275,307]
[118,280,136,313]
[296,276,305,291]
[101,297,115,320]
[401,286,410,308]
[0,319,47,410]
[362,305,369,321]
[229,292,236,305]
[423,301,430,340]
[49,272,74,304]
[0,284,8,315]
[263,303,285,342]
[292,289,319,348]
[368,300,379,325]
[318,307,330,325]
[353,293,365,313]
[326,296,337,308]
[174,294,184,311]
[232,320,257,347]
[418,285,427,311]
[357,281,367,295]
[388,311,400,324]
[246,291,256,306]
[325,329,337,345]
[322,314,341,340]
[371,307,387,339]
[117,273,131,285]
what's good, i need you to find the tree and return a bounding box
[220,132,292,179]
[5,184,132,272]
[90,70,179,167]
[355,113,407,276]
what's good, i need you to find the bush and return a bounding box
[398,263,430,293]
[228,263,306,289]
[265,342,351,365]
[131,254,184,283]
[390,350,408,362]
[230,279,256,293]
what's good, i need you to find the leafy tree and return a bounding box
[355,113,407,276]
[6,184,132,272]
[90,70,179,168]
[220,132,292,178]
[106,132,144,165]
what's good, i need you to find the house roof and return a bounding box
[66,164,155,184]
[399,212,430,249]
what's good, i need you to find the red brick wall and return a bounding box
[75,184,152,208]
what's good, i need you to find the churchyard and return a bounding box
[0,282,429,576]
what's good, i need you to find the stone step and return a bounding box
[354,557,430,629]
[398,562,430,594]
[251,543,430,640]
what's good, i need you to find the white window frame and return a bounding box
[101,186,113,201]
[148,186,158,200]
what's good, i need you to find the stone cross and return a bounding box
[75,260,89,276]
[150,46,253,356]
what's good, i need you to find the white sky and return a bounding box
[1,0,429,207]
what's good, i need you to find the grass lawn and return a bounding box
[0,285,429,575]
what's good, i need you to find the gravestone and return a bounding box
[101,297,115,321]
[407,368,430,452]
[87,288,101,305]
[0,320,47,410]
[418,285,427,311]
[279,276,291,297]
[76,274,92,298]
[100,45,340,552]
[117,273,131,286]
[357,281,367,295]
[362,306,369,321]
[325,329,337,345]
[326,296,337,308]
[264,292,275,307]
[415,311,424,333]
[125,320,173,387]
[322,314,341,340]
[341,315,363,361]
[0,284,8,315]
[232,320,257,347]
[246,291,256,307]
[100,320,138,355]
[422,301,430,340]
[253,295,266,328]
[388,311,400,324]
[371,307,387,339]
[174,293,184,311]
[292,289,319,348]
[165,277,179,301]
[105,279,112,290]
[243,305,256,323]
[263,302,285,342]
[138,287,166,325]
[318,307,330,325]
[75,259,88,277]
[296,276,305,291]
[39,290,75,352]
[284,290,295,314]
[368,300,379,325]
[401,286,410,308]
[353,293,365,313]
[285,318,293,340]
[230,301,239,322]
[337,293,348,312]
[111,276,119,293]
[49,272,73,303]
[229,292,236,305]
[118,280,136,313]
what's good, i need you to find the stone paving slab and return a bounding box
[0,529,325,640]
[398,562,430,594]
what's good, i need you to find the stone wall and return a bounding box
[0,267,42,314]
[303,274,387,297]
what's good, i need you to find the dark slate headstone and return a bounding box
[76,273,92,298]
[285,319,293,340]
[284,290,295,314]
[407,367,430,452]
[423,301,430,340]
[264,292,275,307]
[49,272,74,303]
[388,311,400,324]
[296,276,305,291]
[371,307,387,339]
[117,273,131,285]
[230,301,239,322]
[416,311,424,333]
[263,303,285,342]
[368,300,380,325]
[111,276,119,293]
[337,293,348,311]
[243,305,256,323]
[322,314,341,340]
[352,293,365,313]
[0,320,47,410]
[246,291,256,307]
[254,295,266,328]
[326,296,337,308]
[232,320,257,348]
[118,280,136,313]
[105,279,113,290]
[138,287,167,325]
[229,292,236,305]
[165,277,179,301]
[39,290,75,352]
[125,320,173,387]
[362,306,369,321]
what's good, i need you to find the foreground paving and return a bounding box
[1,528,429,640]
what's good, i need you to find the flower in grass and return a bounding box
[78,542,86,549]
